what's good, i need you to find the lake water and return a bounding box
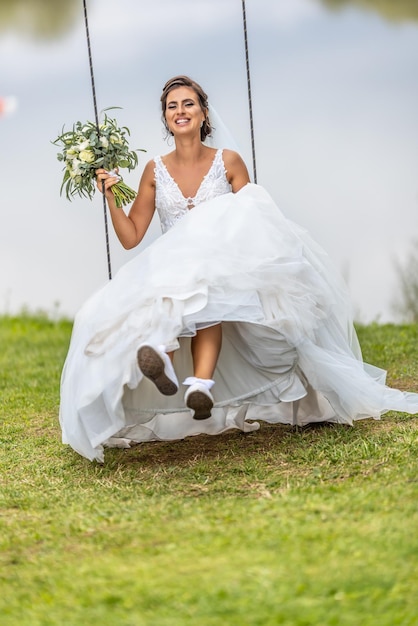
[1,0,417,322]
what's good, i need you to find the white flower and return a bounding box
[79,150,95,163]
[99,136,109,148]
[70,158,82,178]
[78,139,90,151]
[110,133,122,144]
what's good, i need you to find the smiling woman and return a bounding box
[161,75,212,142]
[58,73,418,463]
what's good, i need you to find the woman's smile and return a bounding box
[165,86,205,134]
[175,117,190,126]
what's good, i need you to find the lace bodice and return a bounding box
[154,149,232,233]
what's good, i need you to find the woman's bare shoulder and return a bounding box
[221,149,250,188]
[221,148,246,167]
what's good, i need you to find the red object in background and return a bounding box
[0,96,18,117]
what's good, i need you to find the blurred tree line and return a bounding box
[0,0,418,43]
[0,0,80,39]
[320,0,418,22]
[392,242,418,323]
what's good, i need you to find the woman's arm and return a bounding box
[222,149,251,192]
[96,160,156,250]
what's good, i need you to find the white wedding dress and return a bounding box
[60,149,418,462]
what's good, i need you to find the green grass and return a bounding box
[0,315,417,625]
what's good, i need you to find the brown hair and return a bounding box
[160,75,212,141]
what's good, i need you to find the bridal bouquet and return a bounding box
[53,111,144,207]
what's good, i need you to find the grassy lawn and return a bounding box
[0,316,417,625]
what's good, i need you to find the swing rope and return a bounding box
[241,0,257,184]
[81,0,257,278]
[82,0,112,280]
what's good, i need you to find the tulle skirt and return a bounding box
[59,184,418,461]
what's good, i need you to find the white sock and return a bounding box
[183,376,215,390]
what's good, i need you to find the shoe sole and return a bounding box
[137,346,178,396]
[186,390,213,420]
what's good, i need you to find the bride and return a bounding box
[59,75,418,462]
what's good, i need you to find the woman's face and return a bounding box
[164,86,205,137]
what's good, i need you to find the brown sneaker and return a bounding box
[137,345,179,396]
[184,383,214,420]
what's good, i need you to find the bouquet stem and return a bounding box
[111,181,137,208]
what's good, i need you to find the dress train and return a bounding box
[60,184,418,461]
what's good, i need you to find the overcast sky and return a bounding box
[1,0,417,322]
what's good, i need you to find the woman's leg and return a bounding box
[183,324,222,419]
[191,323,222,379]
